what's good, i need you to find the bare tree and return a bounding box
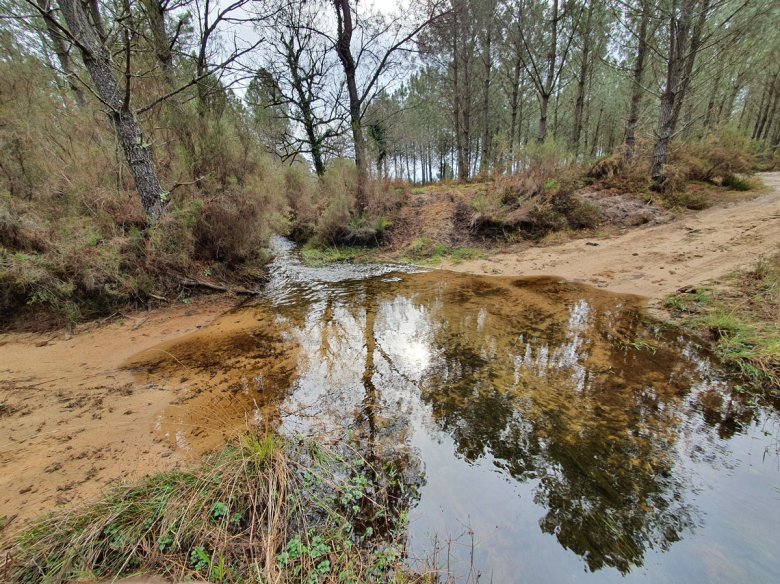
[260,0,346,175]
[330,0,445,211]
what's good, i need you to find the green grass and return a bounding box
[664,253,780,391]
[4,432,426,584]
[403,238,485,265]
[301,245,375,267]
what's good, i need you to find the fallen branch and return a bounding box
[180,278,260,296]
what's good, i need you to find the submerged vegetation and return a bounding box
[3,433,425,583]
[665,252,780,392]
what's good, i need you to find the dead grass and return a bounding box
[2,432,429,584]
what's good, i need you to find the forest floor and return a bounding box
[2,172,779,543]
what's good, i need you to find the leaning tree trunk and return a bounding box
[57,0,164,221]
[36,0,85,105]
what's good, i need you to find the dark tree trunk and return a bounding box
[479,14,493,175]
[333,0,369,210]
[538,0,559,143]
[509,60,522,168]
[141,0,196,167]
[58,0,164,220]
[141,0,173,84]
[651,0,710,183]
[572,0,594,153]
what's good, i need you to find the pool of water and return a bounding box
[128,239,780,582]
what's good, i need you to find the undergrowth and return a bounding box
[664,253,780,392]
[403,238,484,265]
[2,433,428,584]
[301,245,376,267]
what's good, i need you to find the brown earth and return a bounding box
[0,294,241,536]
[1,172,779,541]
[444,172,780,302]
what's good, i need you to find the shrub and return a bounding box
[193,187,277,266]
[722,174,757,191]
[496,173,545,206]
[588,154,624,180]
[522,204,568,237]
[667,129,755,187]
[553,190,603,229]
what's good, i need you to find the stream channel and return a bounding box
[129,238,780,582]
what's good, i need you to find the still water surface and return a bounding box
[130,239,779,582]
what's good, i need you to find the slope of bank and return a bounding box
[444,172,780,302]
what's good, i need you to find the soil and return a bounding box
[445,172,780,302]
[0,295,240,535]
[1,172,779,541]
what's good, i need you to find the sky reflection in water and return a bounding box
[130,245,779,583]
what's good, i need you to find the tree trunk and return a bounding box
[36,0,85,105]
[141,0,173,84]
[591,105,603,157]
[333,0,369,210]
[651,0,710,183]
[538,0,559,143]
[57,0,164,220]
[479,15,493,175]
[538,92,550,144]
[509,59,521,168]
[572,1,594,153]
[625,0,648,160]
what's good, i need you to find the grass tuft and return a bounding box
[3,433,426,584]
[664,253,780,391]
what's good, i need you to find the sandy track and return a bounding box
[446,172,780,302]
[0,295,239,533]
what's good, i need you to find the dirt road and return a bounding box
[446,172,780,302]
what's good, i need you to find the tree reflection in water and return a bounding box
[130,269,774,577]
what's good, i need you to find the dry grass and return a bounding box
[3,432,429,584]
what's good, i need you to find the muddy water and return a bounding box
[128,239,779,583]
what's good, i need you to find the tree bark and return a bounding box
[624,2,648,160]
[509,59,522,170]
[333,0,369,209]
[572,0,594,153]
[479,11,493,175]
[36,0,85,105]
[58,0,164,220]
[651,0,710,183]
[538,0,560,143]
